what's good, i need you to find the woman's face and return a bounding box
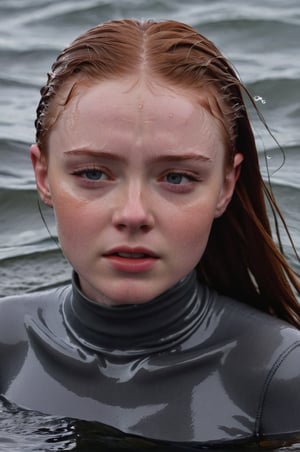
[31,76,242,305]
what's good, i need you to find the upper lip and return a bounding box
[103,246,159,258]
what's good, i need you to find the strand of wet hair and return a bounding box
[37,198,60,249]
[242,85,300,263]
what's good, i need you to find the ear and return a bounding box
[215,152,243,218]
[30,144,53,207]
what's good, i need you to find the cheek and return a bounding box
[51,194,92,248]
[169,204,216,255]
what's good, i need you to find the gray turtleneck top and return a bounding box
[0,272,299,449]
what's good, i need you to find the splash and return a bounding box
[254,95,266,104]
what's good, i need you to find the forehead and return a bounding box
[52,76,224,138]
[47,75,228,166]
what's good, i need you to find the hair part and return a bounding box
[35,19,300,327]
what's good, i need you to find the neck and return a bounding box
[62,271,207,357]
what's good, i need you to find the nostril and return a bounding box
[114,222,153,232]
[140,223,152,232]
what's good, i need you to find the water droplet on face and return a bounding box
[254,95,266,104]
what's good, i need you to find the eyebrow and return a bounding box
[64,149,126,162]
[64,149,212,163]
[150,153,212,163]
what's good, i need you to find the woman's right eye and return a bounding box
[72,168,108,181]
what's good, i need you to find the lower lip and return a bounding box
[104,255,158,273]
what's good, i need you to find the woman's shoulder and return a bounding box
[206,289,300,439]
[204,287,300,390]
[211,288,300,342]
[257,335,300,438]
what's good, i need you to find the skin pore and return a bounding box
[31,76,243,306]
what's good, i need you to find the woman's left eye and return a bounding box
[84,169,106,180]
[164,172,192,185]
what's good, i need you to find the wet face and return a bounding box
[31,76,242,305]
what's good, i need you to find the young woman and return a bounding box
[0,19,299,449]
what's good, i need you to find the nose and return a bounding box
[112,181,154,232]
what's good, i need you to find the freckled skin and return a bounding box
[31,77,242,306]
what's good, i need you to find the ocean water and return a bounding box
[1,0,299,297]
[0,0,300,450]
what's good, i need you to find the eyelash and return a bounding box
[164,171,197,182]
[160,171,201,192]
[71,167,110,183]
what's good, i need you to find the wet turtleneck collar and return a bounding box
[62,271,207,356]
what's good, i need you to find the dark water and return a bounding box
[0,0,300,450]
[1,397,300,451]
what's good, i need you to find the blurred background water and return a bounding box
[0,0,299,450]
[1,0,300,296]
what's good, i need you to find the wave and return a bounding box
[2,0,299,36]
[0,139,34,188]
[0,186,69,296]
[0,0,102,28]
[0,186,57,258]
[0,247,71,297]
[248,77,300,95]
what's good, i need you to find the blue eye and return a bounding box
[72,167,111,187]
[83,169,106,180]
[166,173,186,184]
[74,168,107,181]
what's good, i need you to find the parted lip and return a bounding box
[103,246,159,258]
